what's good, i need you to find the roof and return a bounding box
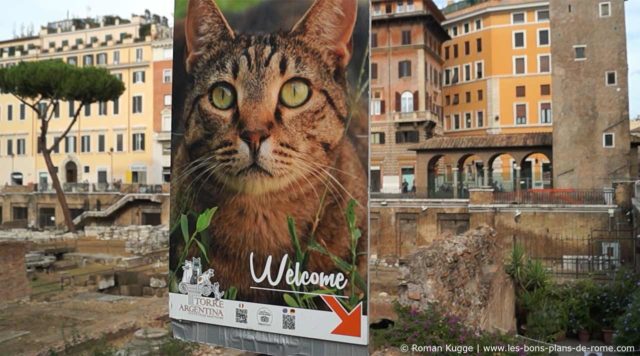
[413,132,553,151]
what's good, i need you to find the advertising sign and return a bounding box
[169,0,369,347]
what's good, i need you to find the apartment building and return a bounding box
[370,0,450,193]
[151,37,173,185]
[0,11,171,187]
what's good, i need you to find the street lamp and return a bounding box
[109,147,114,185]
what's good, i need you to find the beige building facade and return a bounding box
[0,12,171,188]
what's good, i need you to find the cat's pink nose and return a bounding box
[240,130,270,154]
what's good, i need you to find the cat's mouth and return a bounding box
[236,162,273,177]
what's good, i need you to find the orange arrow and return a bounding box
[321,295,362,337]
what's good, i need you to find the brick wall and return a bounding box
[0,241,30,302]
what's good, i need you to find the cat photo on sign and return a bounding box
[170,0,369,309]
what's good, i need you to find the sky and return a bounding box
[1,0,638,119]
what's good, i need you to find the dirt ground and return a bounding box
[0,292,168,355]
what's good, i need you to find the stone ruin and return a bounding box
[398,224,516,332]
[84,225,169,255]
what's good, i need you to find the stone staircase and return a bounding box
[73,193,164,227]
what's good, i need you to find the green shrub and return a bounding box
[614,288,640,351]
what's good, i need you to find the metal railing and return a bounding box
[492,189,612,205]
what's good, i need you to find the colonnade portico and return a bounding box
[413,133,554,198]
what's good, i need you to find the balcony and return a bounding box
[392,110,438,124]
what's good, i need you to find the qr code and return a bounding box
[235,308,248,324]
[282,314,296,330]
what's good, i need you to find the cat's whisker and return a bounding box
[295,158,357,205]
[294,160,346,206]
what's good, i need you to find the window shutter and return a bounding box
[380,100,386,114]
[407,61,412,76]
[395,92,401,112]
[380,133,385,144]
[413,91,419,111]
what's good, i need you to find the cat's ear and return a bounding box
[291,0,357,67]
[185,0,234,73]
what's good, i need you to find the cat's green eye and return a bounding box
[210,83,236,110]
[279,79,311,108]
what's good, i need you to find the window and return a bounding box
[465,112,472,128]
[67,56,77,66]
[538,29,550,46]
[113,50,120,64]
[452,26,458,37]
[373,4,382,15]
[371,132,385,144]
[83,54,94,66]
[398,60,412,78]
[7,104,12,121]
[133,71,145,83]
[65,136,76,153]
[477,90,483,101]
[444,68,451,85]
[395,130,419,143]
[606,71,617,86]
[537,10,550,21]
[475,19,482,30]
[81,135,91,153]
[97,53,107,65]
[406,0,414,11]
[538,55,551,73]
[453,44,458,58]
[371,33,378,48]
[132,95,143,114]
[599,2,611,17]
[515,104,527,125]
[371,63,378,80]
[445,46,450,60]
[464,41,470,55]
[396,0,405,13]
[445,95,451,106]
[371,99,383,115]
[463,23,470,34]
[540,102,552,123]
[162,112,172,131]
[541,84,551,95]
[513,31,525,48]
[512,12,525,24]
[475,61,484,79]
[98,134,105,152]
[164,95,172,106]
[17,139,26,155]
[84,166,90,174]
[84,103,91,117]
[98,101,107,116]
[52,136,60,153]
[400,92,414,113]
[113,99,119,115]
[603,133,614,148]
[452,67,459,84]
[6,139,13,155]
[135,48,143,62]
[477,111,484,127]
[131,167,147,184]
[574,45,586,60]
[401,30,411,45]
[516,86,526,97]
[514,56,526,75]
[116,134,124,152]
[476,38,482,52]
[163,69,172,83]
[464,64,471,82]
[452,94,459,105]
[133,133,145,151]
[453,114,460,130]
[19,104,25,120]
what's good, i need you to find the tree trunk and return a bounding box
[42,148,76,232]
[43,152,75,232]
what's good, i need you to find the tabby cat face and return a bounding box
[182,0,357,195]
